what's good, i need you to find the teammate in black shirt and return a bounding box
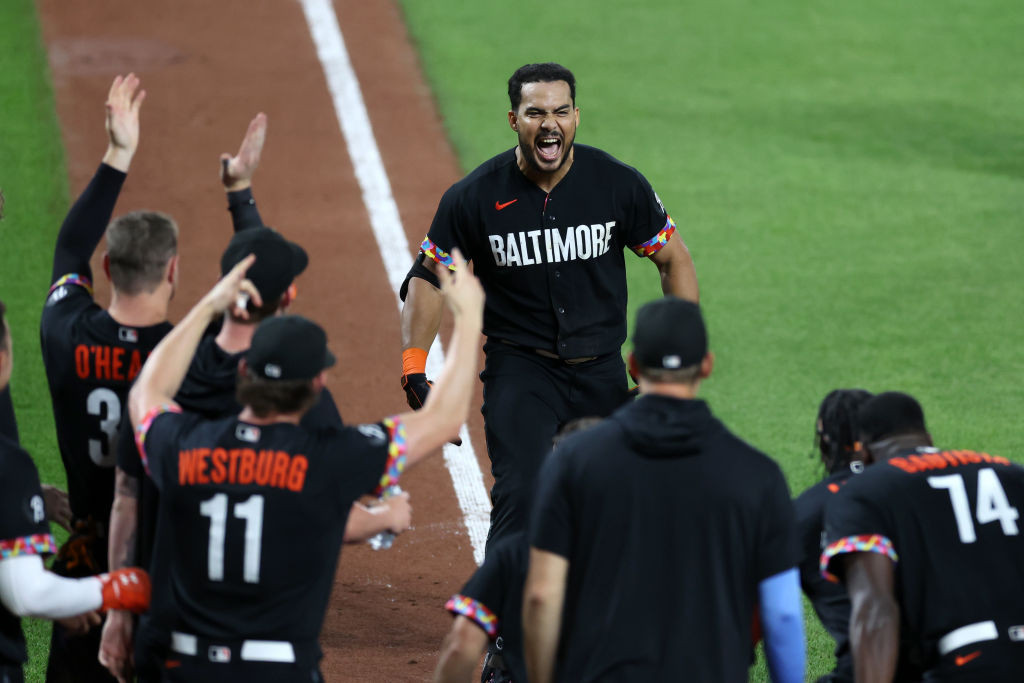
[400,62,700,551]
[524,298,804,683]
[822,391,1024,681]
[793,388,872,683]
[128,248,483,681]
[0,300,151,683]
[39,74,176,683]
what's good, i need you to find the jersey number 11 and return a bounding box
[199,493,264,583]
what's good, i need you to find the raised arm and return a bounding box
[648,232,698,302]
[51,74,144,283]
[221,113,268,232]
[129,255,260,429]
[396,250,481,465]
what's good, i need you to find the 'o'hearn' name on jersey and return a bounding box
[487,221,616,268]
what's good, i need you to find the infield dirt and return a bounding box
[38,0,489,679]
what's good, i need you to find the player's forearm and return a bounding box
[850,593,899,682]
[0,555,102,618]
[108,470,139,570]
[342,504,384,543]
[433,625,487,683]
[522,594,562,683]
[130,297,217,426]
[401,277,444,352]
[52,164,127,283]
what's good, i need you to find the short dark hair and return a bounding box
[0,299,8,353]
[637,363,702,385]
[508,63,576,110]
[236,370,318,418]
[106,211,179,295]
[815,389,873,474]
[858,391,928,444]
[552,416,603,447]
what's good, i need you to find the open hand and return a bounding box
[221,113,268,191]
[103,74,146,172]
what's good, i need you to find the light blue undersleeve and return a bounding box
[758,567,805,683]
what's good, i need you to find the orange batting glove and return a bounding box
[99,568,151,613]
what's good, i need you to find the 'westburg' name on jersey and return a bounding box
[421,144,677,358]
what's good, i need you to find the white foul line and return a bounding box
[300,0,491,565]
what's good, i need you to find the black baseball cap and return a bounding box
[220,228,308,304]
[246,315,336,381]
[857,391,928,443]
[632,297,707,370]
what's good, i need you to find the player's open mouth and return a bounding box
[536,135,562,162]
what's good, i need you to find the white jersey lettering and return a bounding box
[489,221,617,268]
[488,234,507,267]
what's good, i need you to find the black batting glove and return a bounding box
[401,373,432,410]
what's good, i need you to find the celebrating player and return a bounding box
[400,62,700,552]
[128,248,483,681]
[822,391,1024,681]
[523,298,804,683]
[39,73,176,682]
[0,300,151,683]
[793,388,873,683]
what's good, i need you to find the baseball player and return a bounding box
[523,298,804,683]
[39,74,176,683]
[821,392,1024,681]
[793,388,872,683]
[400,62,700,551]
[0,299,151,683]
[127,249,482,682]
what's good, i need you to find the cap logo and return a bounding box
[264,363,282,378]
[662,355,682,369]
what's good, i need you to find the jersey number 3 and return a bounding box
[86,388,120,467]
[199,493,264,583]
[928,468,1020,544]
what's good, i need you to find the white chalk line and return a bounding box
[300,0,490,565]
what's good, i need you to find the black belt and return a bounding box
[497,339,597,365]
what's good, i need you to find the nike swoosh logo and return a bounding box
[495,199,518,211]
[955,650,982,666]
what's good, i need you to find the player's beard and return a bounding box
[520,128,575,176]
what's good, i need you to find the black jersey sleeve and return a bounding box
[821,478,898,583]
[623,171,677,258]
[0,387,18,445]
[332,416,408,505]
[0,441,56,558]
[755,464,801,581]
[422,185,470,270]
[134,405,187,490]
[226,188,264,232]
[116,410,144,478]
[51,163,127,284]
[529,447,573,559]
[445,533,523,639]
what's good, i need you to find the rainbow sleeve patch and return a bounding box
[820,533,898,583]
[0,533,57,559]
[49,273,94,296]
[135,403,182,475]
[375,417,408,495]
[420,237,457,271]
[630,216,677,257]
[445,594,499,638]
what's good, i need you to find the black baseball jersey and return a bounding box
[793,463,863,681]
[421,144,676,358]
[445,532,527,683]
[530,395,799,682]
[40,162,172,533]
[136,406,404,647]
[0,434,56,667]
[822,448,1024,679]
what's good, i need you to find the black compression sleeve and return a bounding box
[0,386,19,445]
[51,163,127,283]
[399,252,441,302]
[227,188,264,232]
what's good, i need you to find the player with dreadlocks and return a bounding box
[793,389,872,683]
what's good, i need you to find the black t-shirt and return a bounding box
[530,395,799,682]
[40,277,171,531]
[136,407,403,646]
[445,532,527,682]
[823,448,1024,679]
[422,144,677,358]
[0,434,57,666]
[117,335,344,569]
[793,462,863,681]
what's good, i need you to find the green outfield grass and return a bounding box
[0,0,70,679]
[398,0,1024,679]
